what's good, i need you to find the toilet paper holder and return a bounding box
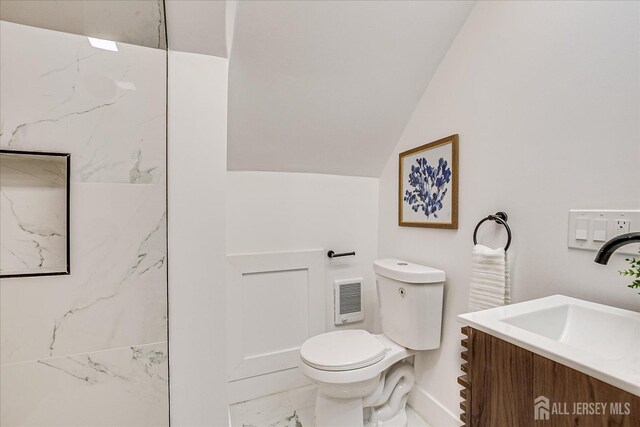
[327,250,356,258]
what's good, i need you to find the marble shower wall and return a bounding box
[0,21,168,426]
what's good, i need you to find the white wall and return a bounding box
[377,1,640,424]
[227,172,381,334]
[168,51,229,427]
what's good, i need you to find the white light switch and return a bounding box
[593,219,607,242]
[568,210,640,256]
[575,218,589,240]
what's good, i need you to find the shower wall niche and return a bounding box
[0,20,168,426]
[0,150,70,277]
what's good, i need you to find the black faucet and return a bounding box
[594,232,640,265]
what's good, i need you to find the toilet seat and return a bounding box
[300,330,386,371]
[300,333,415,385]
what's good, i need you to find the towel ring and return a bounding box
[473,211,512,251]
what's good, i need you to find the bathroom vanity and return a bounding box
[458,296,640,426]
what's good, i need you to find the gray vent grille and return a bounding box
[339,283,361,315]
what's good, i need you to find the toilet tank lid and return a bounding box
[374,259,445,284]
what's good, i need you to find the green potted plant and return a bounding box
[619,258,640,292]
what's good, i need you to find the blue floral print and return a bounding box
[403,157,452,218]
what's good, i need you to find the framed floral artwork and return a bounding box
[398,134,458,229]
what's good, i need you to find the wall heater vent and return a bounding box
[334,278,364,325]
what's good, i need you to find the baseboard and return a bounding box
[408,385,461,427]
[227,367,312,404]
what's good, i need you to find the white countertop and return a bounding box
[458,295,640,396]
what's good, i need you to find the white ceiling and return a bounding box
[0,0,166,49]
[165,0,228,57]
[227,1,475,177]
[2,1,476,177]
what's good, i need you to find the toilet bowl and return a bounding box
[300,331,415,427]
[299,259,445,427]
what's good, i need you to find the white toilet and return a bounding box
[299,259,445,427]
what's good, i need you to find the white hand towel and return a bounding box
[468,244,510,311]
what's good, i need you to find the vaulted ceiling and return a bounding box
[4,0,476,177]
[226,1,475,177]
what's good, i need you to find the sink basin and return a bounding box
[458,295,640,396]
[501,303,639,361]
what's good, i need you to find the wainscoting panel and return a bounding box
[227,250,325,384]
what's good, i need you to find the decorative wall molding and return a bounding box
[226,250,325,391]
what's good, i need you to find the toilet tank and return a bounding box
[373,259,445,350]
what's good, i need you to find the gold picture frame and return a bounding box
[398,134,458,229]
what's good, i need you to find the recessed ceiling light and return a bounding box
[115,81,136,91]
[88,37,118,52]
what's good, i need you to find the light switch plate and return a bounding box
[593,219,608,242]
[575,218,589,240]
[568,210,640,256]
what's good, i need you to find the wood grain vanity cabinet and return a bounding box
[459,327,640,427]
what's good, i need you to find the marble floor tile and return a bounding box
[229,385,432,427]
[407,407,431,427]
